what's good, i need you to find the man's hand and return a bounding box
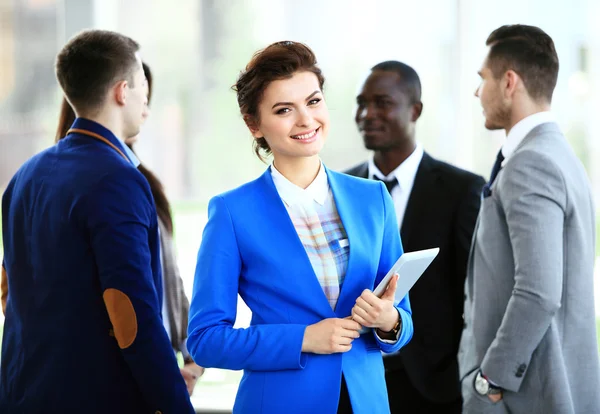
[302,318,362,354]
[351,274,399,332]
[488,392,503,403]
[180,362,204,396]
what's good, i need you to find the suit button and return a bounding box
[515,363,527,377]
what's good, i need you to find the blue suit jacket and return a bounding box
[0,118,193,413]
[187,167,413,414]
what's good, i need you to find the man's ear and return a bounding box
[243,114,262,138]
[411,102,423,122]
[114,80,128,106]
[503,70,520,99]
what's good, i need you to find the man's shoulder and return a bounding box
[519,124,570,157]
[424,153,485,188]
[343,161,369,178]
[3,146,59,198]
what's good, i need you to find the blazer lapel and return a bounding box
[325,168,362,316]
[257,170,335,319]
[400,152,437,245]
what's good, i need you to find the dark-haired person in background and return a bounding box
[187,41,414,414]
[345,61,484,413]
[0,30,194,413]
[459,24,600,414]
[55,62,204,396]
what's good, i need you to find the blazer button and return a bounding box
[515,363,527,377]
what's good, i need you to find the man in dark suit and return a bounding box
[345,61,485,413]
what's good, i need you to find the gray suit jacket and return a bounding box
[459,123,600,414]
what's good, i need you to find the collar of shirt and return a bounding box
[70,117,141,168]
[502,111,554,166]
[119,141,141,168]
[270,161,329,207]
[368,143,424,192]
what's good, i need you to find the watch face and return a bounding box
[474,372,490,395]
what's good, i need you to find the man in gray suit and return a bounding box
[459,24,600,414]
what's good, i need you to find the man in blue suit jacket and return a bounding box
[0,30,193,413]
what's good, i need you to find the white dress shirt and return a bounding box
[502,111,555,166]
[368,144,424,227]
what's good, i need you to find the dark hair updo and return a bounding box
[233,41,325,161]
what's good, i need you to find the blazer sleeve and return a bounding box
[159,223,192,358]
[86,167,193,413]
[178,274,192,361]
[176,268,193,362]
[480,150,566,392]
[373,182,414,353]
[187,195,308,372]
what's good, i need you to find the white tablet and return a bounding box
[357,248,439,334]
[373,247,440,303]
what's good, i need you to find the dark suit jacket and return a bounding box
[345,152,485,403]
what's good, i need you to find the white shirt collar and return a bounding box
[502,111,554,164]
[270,161,329,206]
[368,143,424,191]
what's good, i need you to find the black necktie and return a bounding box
[482,150,505,197]
[373,176,398,194]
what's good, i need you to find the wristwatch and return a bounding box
[376,313,402,340]
[474,370,502,396]
[388,317,401,336]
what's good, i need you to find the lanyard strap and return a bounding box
[67,128,129,163]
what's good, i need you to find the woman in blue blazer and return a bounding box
[187,41,413,414]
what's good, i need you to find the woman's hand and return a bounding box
[351,274,399,332]
[301,318,362,354]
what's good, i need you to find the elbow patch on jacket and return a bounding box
[103,288,138,349]
[1,265,7,315]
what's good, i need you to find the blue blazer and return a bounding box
[187,166,413,414]
[0,118,193,413]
